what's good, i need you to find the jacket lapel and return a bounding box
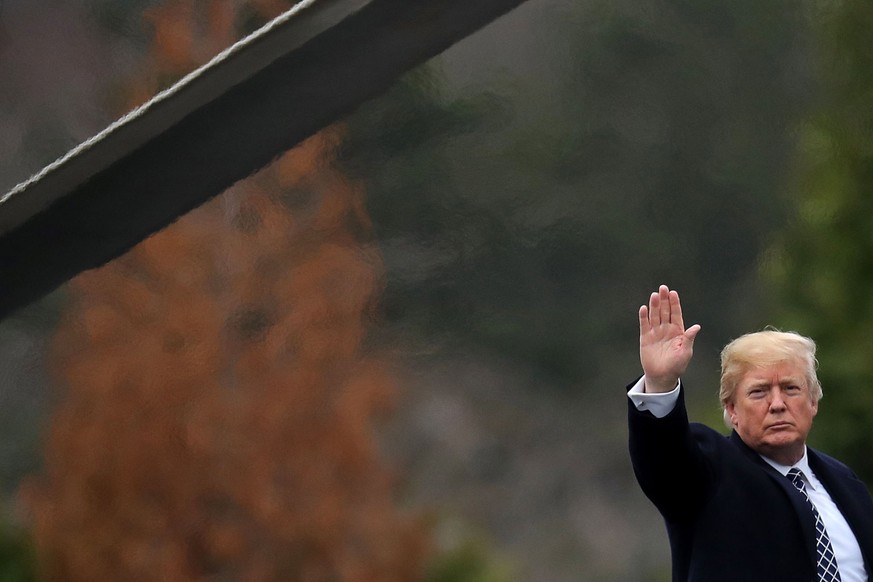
[729,431,819,561]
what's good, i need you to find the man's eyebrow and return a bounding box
[779,378,803,386]
[745,376,803,386]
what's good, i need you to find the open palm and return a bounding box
[639,285,701,393]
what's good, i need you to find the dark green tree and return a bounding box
[0,521,34,582]
[764,0,873,483]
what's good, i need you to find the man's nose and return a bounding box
[768,389,786,411]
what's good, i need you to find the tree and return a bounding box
[764,0,873,484]
[21,2,426,579]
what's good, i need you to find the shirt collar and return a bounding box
[760,447,817,490]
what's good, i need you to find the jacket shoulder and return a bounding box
[809,447,864,480]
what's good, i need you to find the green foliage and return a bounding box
[426,537,514,582]
[0,522,35,582]
[764,0,873,483]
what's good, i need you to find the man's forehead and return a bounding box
[740,361,806,384]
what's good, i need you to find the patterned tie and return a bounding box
[787,468,841,582]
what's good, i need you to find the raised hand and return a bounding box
[639,285,701,393]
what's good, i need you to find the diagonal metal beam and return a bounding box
[0,0,528,320]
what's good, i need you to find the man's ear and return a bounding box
[725,401,738,427]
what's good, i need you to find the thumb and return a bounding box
[685,324,701,342]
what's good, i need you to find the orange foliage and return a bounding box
[22,2,426,580]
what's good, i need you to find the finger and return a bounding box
[639,305,651,335]
[649,291,660,325]
[669,289,684,328]
[658,285,670,326]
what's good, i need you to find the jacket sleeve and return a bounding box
[628,380,714,524]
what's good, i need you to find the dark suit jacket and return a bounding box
[628,382,873,581]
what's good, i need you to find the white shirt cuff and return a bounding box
[627,376,681,418]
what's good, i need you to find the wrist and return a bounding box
[643,375,679,394]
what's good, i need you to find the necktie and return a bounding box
[787,468,841,581]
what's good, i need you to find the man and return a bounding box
[628,285,873,581]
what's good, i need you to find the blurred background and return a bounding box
[1,0,872,579]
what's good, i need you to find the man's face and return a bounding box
[725,360,818,465]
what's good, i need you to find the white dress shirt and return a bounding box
[627,376,868,581]
[763,452,867,581]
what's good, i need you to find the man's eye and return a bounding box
[748,389,764,397]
